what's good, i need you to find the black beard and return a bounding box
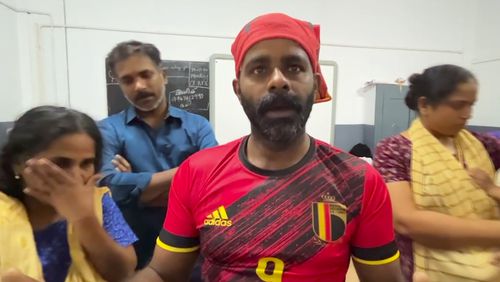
[240,89,314,147]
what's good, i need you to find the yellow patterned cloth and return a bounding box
[409,118,500,281]
[0,188,109,282]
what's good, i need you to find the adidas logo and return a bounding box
[204,206,232,227]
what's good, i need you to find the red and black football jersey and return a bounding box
[157,137,399,281]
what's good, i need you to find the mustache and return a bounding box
[136,91,156,100]
[257,91,302,116]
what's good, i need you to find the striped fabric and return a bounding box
[409,119,500,281]
[312,201,346,242]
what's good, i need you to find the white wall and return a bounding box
[0,2,22,121]
[327,47,462,125]
[468,0,500,127]
[3,0,496,131]
[62,0,470,123]
[0,0,67,121]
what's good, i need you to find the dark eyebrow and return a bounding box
[118,74,132,81]
[282,54,308,63]
[139,69,154,75]
[48,157,73,168]
[281,54,311,68]
[49,156,72,163]
[446,98,476,105]
[244,55,270,67]
[119,69,152,81]
[83,157,96,162]
[49,156,95,165]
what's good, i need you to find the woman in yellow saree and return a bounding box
[374,65,500,282]
[0,106,137,282]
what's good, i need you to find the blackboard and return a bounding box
[106,60,210,119]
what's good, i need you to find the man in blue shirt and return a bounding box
[99,41,217,269]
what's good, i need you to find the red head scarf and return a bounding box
[231,13,331,103]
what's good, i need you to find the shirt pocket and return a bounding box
[162,143,198,166]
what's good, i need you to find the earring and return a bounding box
[14,175,20,179]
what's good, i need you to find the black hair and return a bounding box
[106,40,162,77]
[349,143,372,158]
[0,106,102,200]
[405,64,476,111]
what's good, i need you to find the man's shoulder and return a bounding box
[316,140,378,191]
[184,138,243,170]
[99,110,127,126]
[170,107,208,124]
[314,139,368,169]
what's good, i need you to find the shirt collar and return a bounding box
[125,105,183,125]
[125,106,138,124]
[167,106,183,119]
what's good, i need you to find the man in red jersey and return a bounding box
[126,13,405,282]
